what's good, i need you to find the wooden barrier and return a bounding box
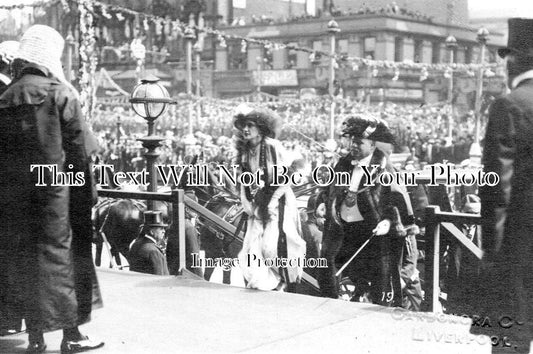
[424,205,482,312]
[96,188,320,293]
[97,188,186,272]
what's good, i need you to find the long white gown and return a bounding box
[237,138,306,290]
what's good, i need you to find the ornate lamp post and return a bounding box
[256,56,263,96]
[326,19,340,152]
[184,27,196,133]
[194,43,202,131]
[130,75,176,209]
[469,27,489,165]
[445,35,457,143]
[65,31,75,82]
[194,43,202,97]
[184,27,197,155]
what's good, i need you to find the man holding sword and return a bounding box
[318,116,421,308]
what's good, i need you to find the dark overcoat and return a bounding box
[166,219,202,277]
[129,236,170,276]
[318,148,417,306]
[0,65,102,332]
[478,78,533,350]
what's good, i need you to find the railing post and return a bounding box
[171,189,186,274]
[424,205,441,312]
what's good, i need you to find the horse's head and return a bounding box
[198,195,243,259]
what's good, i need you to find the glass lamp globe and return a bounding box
[130,74,175,121]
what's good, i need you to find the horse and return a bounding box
[91,156,206,268]
[92,197,169,268]
[196,192,244,283]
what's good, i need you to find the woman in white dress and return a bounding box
[233,107,306,291]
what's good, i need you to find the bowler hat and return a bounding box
[498,18,533,58]
[341,115,395,144]
[141,211,168,228]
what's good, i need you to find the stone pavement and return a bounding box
[0,268,491,354]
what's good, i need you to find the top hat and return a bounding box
[233,106,281,139]
[498,18,533,58]
[15,25,66,82]
[341,115,395,144]
[142,211,168,228]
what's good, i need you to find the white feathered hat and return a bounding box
[0,40,20,64]
[15,25,65,82]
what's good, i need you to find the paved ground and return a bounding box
[1,268,492,354]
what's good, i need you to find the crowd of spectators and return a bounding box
[91,97,485,178]
[227,2,434,27]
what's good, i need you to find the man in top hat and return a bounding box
[477,17,533,352]
[0,25,103,353]
[129,211,170,275]
[0,40,18,93]
[318,116,420,308]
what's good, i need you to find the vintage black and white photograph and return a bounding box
[0,0,532,353]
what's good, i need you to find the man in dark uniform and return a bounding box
[478,18,533,353]
[318,116,420,308]
[129,211,170,275]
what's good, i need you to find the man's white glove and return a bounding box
[373,219,391,236]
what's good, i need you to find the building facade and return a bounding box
[2,0,506,108]
[212,8,506,106]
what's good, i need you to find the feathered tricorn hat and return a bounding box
[233,104,281,139]
[341,115,395,144]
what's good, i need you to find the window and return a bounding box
[228,40,247,70]
[263,46,273,70]
[414,40,423,63]
[287,42,297,68]
[233,0,246,9]
[464,46,472,64]
[338,39,349,56]
[394,37,403,62]
[432,42,440,63]
[363,37,375,59]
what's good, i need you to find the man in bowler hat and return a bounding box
[129,211,170,275]
[318,116,420,308]
[478,18,533,352]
